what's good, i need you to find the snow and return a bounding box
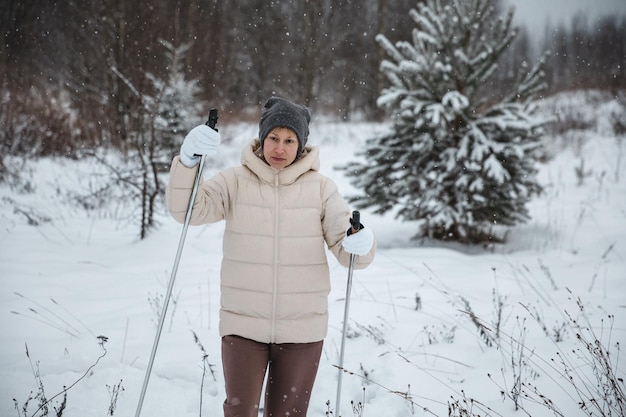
[1,91,625,417]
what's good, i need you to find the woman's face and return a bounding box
[263,127,299,169]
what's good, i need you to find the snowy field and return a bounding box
[1,90,625,417]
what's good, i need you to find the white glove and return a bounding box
[179,125,221,167]
[342,226,374,256]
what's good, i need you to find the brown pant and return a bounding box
[221,335,323,417]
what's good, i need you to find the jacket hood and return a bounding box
[242,139,320,185]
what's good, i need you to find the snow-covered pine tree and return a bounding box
[341,0,550,244]
[94,40,204,239]
[134,39,204,238]
[148,39,204,164]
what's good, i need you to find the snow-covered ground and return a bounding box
[1,90,624,417]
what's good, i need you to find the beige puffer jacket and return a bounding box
[166,139,375,343]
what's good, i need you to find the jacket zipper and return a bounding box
[270,171,280,343]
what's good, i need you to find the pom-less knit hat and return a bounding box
[258,96,311,154]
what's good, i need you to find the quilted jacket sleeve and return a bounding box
[321,177,376,269]
[165,155,231,225]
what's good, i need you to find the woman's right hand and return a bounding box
[179,125,221,167]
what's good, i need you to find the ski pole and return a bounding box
[335,210,360,417]
[134,109,219,417]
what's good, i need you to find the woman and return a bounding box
[166,96,376,417]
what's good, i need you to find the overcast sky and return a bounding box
[504,0,626,34]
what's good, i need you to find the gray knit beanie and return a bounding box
[258,96,311,154]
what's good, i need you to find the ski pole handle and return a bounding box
[350,210,360,234]
[192,108,219,158]
[206,108,218,131]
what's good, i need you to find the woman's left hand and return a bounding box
[342,226,374,256]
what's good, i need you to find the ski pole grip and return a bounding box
[350,210,361,234]
[193,108,219,158]
[206,108,219,131]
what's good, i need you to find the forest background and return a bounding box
[2,0,624,158]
